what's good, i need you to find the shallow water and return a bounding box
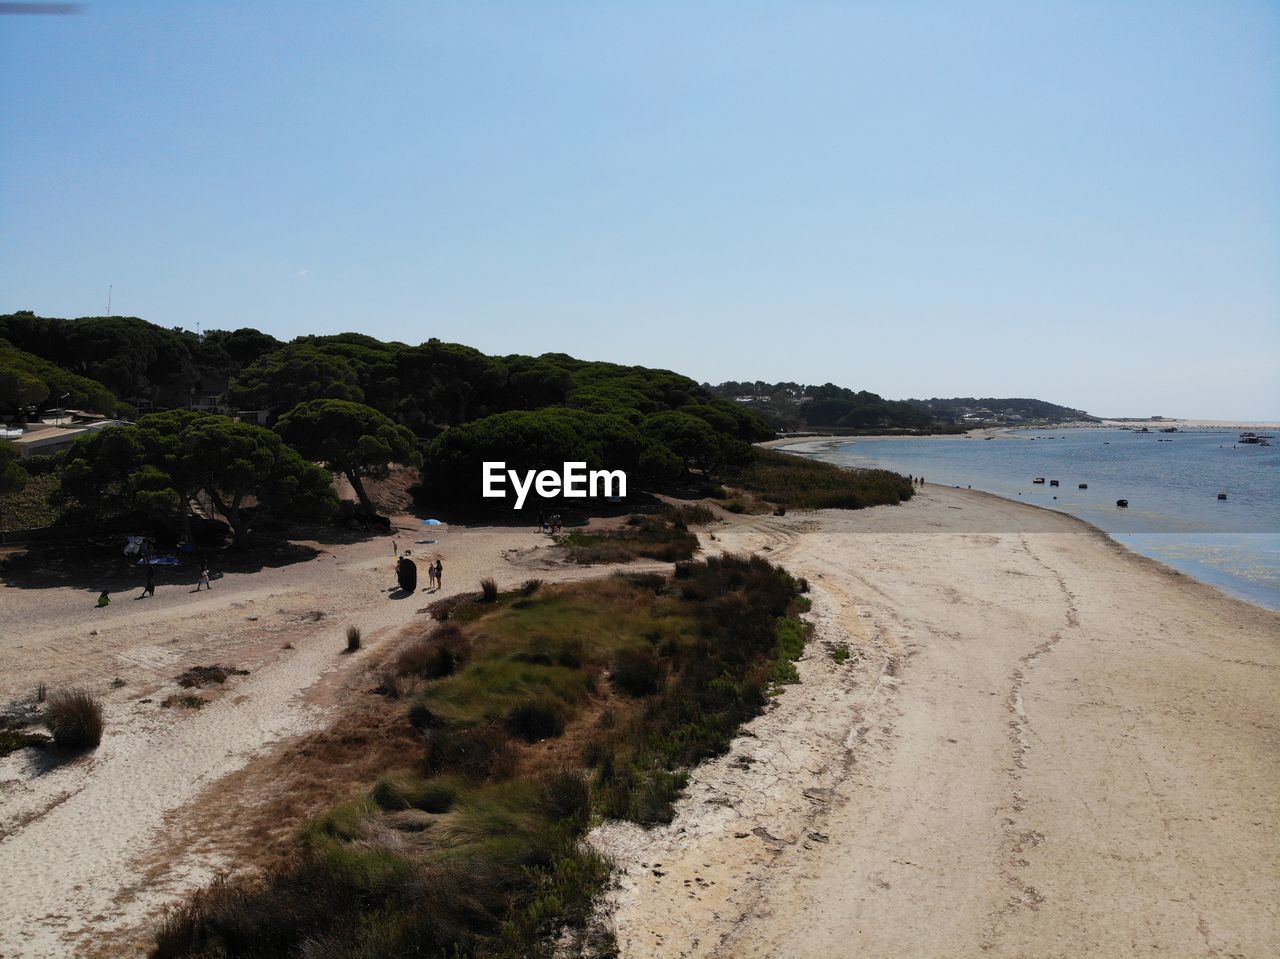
[806,428,1280,609]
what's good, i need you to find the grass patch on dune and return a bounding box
[725,447,914,510]
[557,514,699,564]
[153,555,808,959]
[664,503,716,526]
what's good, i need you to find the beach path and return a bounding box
[595,485,1280,958]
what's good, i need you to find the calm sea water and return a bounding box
[807,428,1280,610]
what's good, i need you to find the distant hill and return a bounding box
[704,381,1094,430]
[906,397,1098,425]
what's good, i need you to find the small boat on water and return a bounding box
[1033,477,1045,484]
[1116,499,1129,508]
[1078,483,1088,489]
[1049,479,1059,487]
[1239,432,1260,444]
[1217,493,1228,500]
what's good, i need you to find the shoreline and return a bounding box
[765,435,1279,612]
[597,484,1280,958]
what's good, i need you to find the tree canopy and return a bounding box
[61,412,335,546]
[0,337,124,418]
[276,399,422,514]
[227,344,364,417]
[0,440,28,498]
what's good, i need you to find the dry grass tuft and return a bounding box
[44,688,104,750]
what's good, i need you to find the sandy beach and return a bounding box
[2,485,1278,957]
[593,485,1280,958]
[0,517,612,957]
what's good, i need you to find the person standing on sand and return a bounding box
[195,561,211,591]
[140,565,155,598]
[433,558,443,590]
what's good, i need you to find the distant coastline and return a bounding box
[770,430,1280,611]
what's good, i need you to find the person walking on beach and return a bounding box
[196,561,212,591]
[140,565,155,599]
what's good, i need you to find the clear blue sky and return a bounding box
[2,1,1277,418]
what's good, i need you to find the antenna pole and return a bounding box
[107,284,112,316]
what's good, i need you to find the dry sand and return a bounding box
[0,517,578,958]
[593,485,1280,958]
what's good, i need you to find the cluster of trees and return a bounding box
[0,338,125,419]
[706,380,930,430]
[0,312,282,410]
[2,313,779,543]
[706,379,1092,429]
[905,396,1096,423]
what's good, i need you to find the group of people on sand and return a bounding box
[536,511,562,534]
[96,560,212,608]
[907,474,926,487]
[392,542,443,594]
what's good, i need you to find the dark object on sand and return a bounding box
[1116,499,1128,508]
[397,556,418,592]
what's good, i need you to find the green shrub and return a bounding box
[560,515,698,565]
[480,578,499,602]
[540,769,590,824]
[725,448,914,510]
[611,647,664,697]
[396,624,469,678]
[506,697,567,742]
[372,772,459,813]
[666,503,715,526]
